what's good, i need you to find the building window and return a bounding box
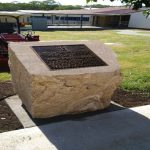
[47,16,51,19]
[82,17,89,21]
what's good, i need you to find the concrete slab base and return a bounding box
[0,105,150,150]
[5,95,124,128]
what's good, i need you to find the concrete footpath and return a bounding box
[115,29,150,37]
[0,105,150,150]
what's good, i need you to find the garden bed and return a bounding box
[0,82,23,133]
[0,100,23,133]
[0,81,150,133]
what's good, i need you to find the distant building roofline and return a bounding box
[0,11,31,17]
[0,7,142,17]
[18,7,139,16]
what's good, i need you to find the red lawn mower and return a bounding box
[0,15,39,71]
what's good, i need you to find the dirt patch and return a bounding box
[0,100,23,133]
[0,81,22,133]
[0,81,150,133]
[0,81,15,100]
[112,89,150,107]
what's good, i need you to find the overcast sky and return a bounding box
[1,0,123,6]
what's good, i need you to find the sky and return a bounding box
[1,0,123,6]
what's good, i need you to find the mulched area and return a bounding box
[112,89,150,107]
[0,81,23,133]
[0,81,15,100]
[0,100,23,133]
[0,81,150,133]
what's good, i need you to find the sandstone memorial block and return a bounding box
[9,41,122,118]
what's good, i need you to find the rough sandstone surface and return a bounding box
[9,41,122,118]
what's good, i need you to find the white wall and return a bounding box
[128,11,150,29]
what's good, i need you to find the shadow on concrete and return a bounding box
[36,107,150,150]
[25,102,125,126]
[6,95,150,149]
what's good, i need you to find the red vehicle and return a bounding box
[0,23,39,70]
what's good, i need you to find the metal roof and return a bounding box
[0,11,31,17]
[18,7,137,16]
[18,9,93,15]
[0,7,138,17]
[93,7,136,15]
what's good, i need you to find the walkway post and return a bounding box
[66,14,68,26]
[16,17,20,34]
[119,15,122,27]
[51,15,53,25]
[80,14,83,28]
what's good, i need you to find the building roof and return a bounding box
[18,9,93,15]
[0,11,31,17]
[0,7,138,18]
[92,7,136,15]
[18,7,137,16]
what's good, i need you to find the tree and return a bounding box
[86,0,97,3]
[118,0,150,10]
[86,0,150,16]
[86,0,150,9]
[84,4,109,8]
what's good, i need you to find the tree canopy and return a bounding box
[118,0,150,9]
[86,0,150,10]
[1,0,149,12]
[0,0,82,11]
[84,4,109,8]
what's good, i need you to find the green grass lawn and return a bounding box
[0,73,11,81]
[1,30,150,92]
